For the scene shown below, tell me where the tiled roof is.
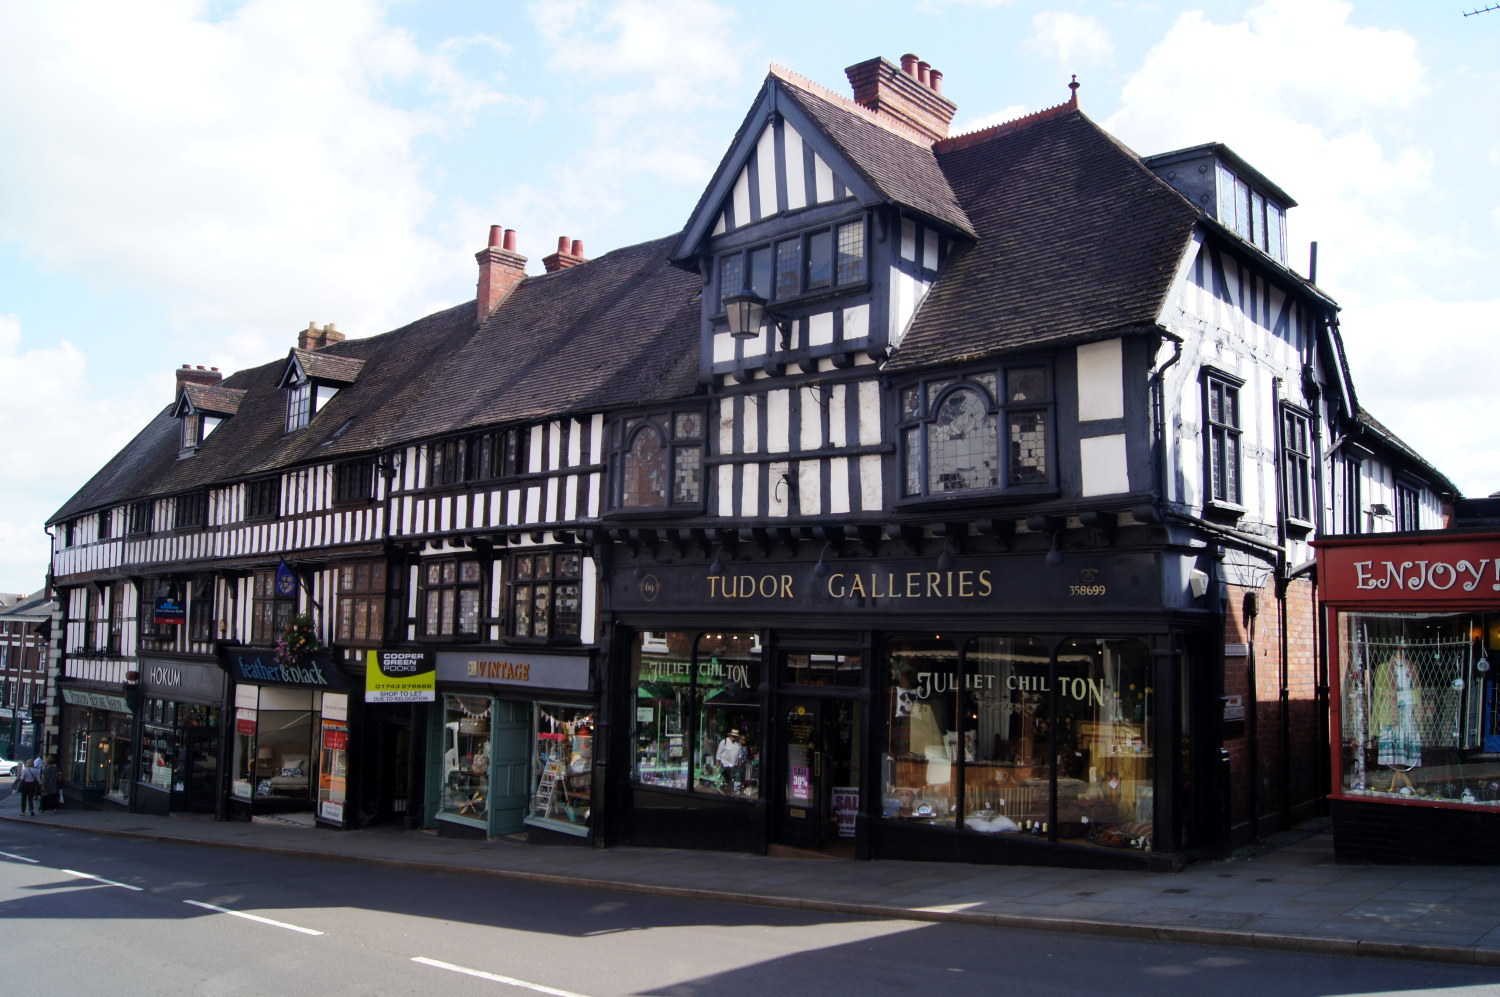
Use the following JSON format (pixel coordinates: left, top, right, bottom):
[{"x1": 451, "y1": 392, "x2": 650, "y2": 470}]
[
  {"x1": 49, "y1": 301, "x2": 478, "y2": 522},
  {"x1": 182, "y1": 383, "x2": 245, "y2": 416},
  {"x1": 774, "y1": 73, "x2": 974, "y2": 237},
  {"x1": 292, "y1": 349, "x2": 365, "y2": 385},
  {"x1": 392, "y1": 234, "x2": 701, "y2": 441},
  {"x1": 887, "y1": 109, "x2": 1199, "y2": 371},
  {"x1": 1356, "y1": 406, "x2": 1462, "y2": 497},
  {"x1": 49, "y1": 236, "x2": 702, "y2": 524}
]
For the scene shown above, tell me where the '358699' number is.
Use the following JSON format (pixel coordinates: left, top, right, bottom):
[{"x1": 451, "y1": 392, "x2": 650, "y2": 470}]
[{"x1": 1069, "y1": 584, "x2": 1107, "y2": 596}]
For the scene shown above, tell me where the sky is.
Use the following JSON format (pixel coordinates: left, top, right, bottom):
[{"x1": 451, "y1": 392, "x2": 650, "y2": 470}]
[{"x1": 0, "y1": 0, "x2": 1496, "y2": 595}]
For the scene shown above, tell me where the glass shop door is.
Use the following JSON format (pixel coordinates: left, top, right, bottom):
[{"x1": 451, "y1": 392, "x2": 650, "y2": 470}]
[{"x1": 777, "y1": 695, "x2": 859, "y2": 854}]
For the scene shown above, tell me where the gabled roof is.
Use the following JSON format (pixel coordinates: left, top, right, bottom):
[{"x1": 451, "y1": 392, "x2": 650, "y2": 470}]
[
  {"x1": 1355, "y1": 406, "x2": 1462, "y2": 497},
  {"x1": 393, "y1": 235, "x2": 702, "y2": 441},
  {"x1": 671, "y1": 67, "x2": 972, "y2": 264},
  {"x1": 887, "y1": 108, "x2": 1200, "y2": 370},
  {"x1": 174, "y1": 382, "x2": 245, "y2": 418},
  {"x1": 280, "y1": 348, "x2": 366, "y2": 388}
]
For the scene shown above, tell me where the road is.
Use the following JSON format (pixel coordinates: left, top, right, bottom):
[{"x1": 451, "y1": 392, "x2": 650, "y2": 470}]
[{"x1": 2, "y1": 807, "x2": 1500, "y2": 996}]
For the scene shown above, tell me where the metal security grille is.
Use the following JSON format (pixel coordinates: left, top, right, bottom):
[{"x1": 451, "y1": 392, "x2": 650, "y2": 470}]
[{"x1": 1343, "y1": 615, "x2": 1486, "y2": 756}]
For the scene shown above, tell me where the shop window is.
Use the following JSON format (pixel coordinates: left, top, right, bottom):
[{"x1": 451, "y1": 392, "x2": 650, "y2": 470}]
[
  {"x1": 881, "y1": 634, "x2": 1155, "y2": 852},
  {"x1": 1280, "y1": 407, "x2": 1313, "y2": 525},
  {"x1": 508, "y1": 551, "x2": 581, "y2": 640},
  {"x1": 140, "y1": 707, "x2": 178, "y2": 791},
  {"x1": 782, "y1": 652, "x2": 862, "y2": 688},
  {"x1": 318, "y1": 702, "x2": 349, "y2": 822},
  {"x1": 1203, "y1": 371, "x2": 1242, "y2": 506},
  {"x1": 1337, "y1": 612, "x2": 1500, "y2": 806},
  {"x1": 246, "y1": 477, "x2": 281, "y2": 520},
  {"x1": 421, "y1": 557, "x2": 483, "y2": 639},
  {"x1": 251, "y1": 569, "x2": 292, "y2": 646},
  {"x1": 337, "y1": 561, "x2": 387, "y2": 645},
  {"x1": 611, "y1": 410, "x2": 704, "y2": 511},
  {"x1": 440, "y1": 695, "x2": 492, "y2": 822},
  {"x1": 333, "y1": 458, "x2": 375, "y2": 504},
  {"x1": 529, "y1": 704, "x2": 594, "y2": 833},
  {"x1": 138, "y1": 586, "x2": 174, "y2": 643},
  {"x1": 230, "y1": 688, "x2": 315, "y2": 802},
  {"x1": 899, "y1": 367, "x2": 1052, "y2": 499},
  {"x1": 631, "y1": 630, "x2": 762, "y2": 798}
]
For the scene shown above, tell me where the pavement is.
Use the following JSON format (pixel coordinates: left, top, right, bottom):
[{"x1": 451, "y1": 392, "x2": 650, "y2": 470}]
[{"x1": 6, "y1": 796, "x2": 1500, "y2": 969}]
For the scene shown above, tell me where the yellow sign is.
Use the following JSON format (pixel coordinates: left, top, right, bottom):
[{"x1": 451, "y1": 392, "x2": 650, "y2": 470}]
[{"x1": 366, "y1": 650, "x2": 436, "y2": 703}]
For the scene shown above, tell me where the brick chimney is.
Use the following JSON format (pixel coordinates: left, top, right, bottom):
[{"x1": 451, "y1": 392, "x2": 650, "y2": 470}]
[
  {"x1": 476, "y1": 225, "x2": 527, "y2": 322},
  {"x1": 542, "y1": 236, "x2": 587, "y2": 273},
  {"x1": 298, "y1": 322, "x2": 345, "y2": 351},
  {"x1": 845, "y1": 54, "x2": 957, "y2": 143},
  {"x1": 175, "y1": 364, "x2": 222, "y2": 399}
]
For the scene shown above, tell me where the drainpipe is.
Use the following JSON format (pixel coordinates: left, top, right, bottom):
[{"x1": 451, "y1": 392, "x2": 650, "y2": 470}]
[
  {"x1": 1244, "y1": 589, "x2": 1260, "y2": 841},
  {"x1": 1271, "y1": 377, "x2": 1292, "y2": 830}
]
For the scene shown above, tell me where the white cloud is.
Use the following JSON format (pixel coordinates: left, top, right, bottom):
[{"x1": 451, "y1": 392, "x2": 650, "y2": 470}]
[
  {"x1": 953, "y1": 104, "x2": 1034, "y2": 136},
  {"x1": 0, "y1": 314, "x2": 166, "y2": 590},
  {"x1": 0, "y1": 0, "x2": 511, "y2": 354},
  {"x1": 1025, "y1": 11, "x2": 1113, "y2": 67}
]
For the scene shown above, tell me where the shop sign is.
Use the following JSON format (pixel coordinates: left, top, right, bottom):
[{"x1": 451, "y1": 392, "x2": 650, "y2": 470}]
[
  {"x1": 790, "y1": 766, "x2": 811, "y2": 801},
  {"x1": 320, "y1": 801, "x2": 344, "y2": 822},
  {"x1": 153, "y1": 596, "x2": 186, "y2": 625},
  {"x1": 366, "y1": 650, "x2": 436, "y2": 703},
  {"x1": 218, "y1": 649, "x2": 349, "y2": 690},
  {"x1": 435, "y1": 650, "x2": 590, "y2": 691},
  {"x1": 140, "y1": 657, "x2": 225, "y2": 702},
  {"x1": 616, "y1": 552, "x2": 1160, "y2": 615},
  {"x1": 60, "y1": 687, "x2": 131, "y2": 713},
  {"x1": 1319, "y1": 537, "x2": 1500, "y2": 604}
]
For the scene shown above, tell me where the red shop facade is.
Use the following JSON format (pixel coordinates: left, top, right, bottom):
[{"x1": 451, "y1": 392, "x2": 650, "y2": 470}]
[{"x1": 1317, "y1": 531, "x2": 1500, "y2": 863}]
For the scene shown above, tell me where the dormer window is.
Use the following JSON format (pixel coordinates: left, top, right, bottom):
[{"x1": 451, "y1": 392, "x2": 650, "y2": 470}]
[
  {"x1": 1217, "y1": 163, "x2": 1286, "y2": 263},
  {"x1": 277, "y1": 348, "x2": 364, "y2": 434},
  {"x1": 173, "y1": 382, "x2": 241, "y2": 456},
  {"x1": 286, "y1": 375, "x2": 313, "y2": 431}
]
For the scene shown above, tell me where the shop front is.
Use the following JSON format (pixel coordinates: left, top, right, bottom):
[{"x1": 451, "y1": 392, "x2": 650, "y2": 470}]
[
  {"x1": 427, "y1": 649, "x2": 595, "y2": 842},
  {"x1": 1318, "y1": 532, "x2": 1500, "y2": 863},
  {"x1": 219, "y1": 645, "x2": 352, "y2": 819},
  {"x1": 58, "y1": 684, "x2": 137, "y2": 808},
  {"x1": 608, "y1": 545, "x2": 1194, "y2": 870},
  {"x1": 133, "y1": 657, "x2": 226, "y2": 815}
]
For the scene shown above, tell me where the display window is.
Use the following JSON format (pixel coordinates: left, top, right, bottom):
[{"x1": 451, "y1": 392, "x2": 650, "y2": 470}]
[
  {"x1": 140, "y1": 723, "x2": 176, "y2": 790},
  {"x1": 528, "y1": 704, "x2": 593, "y2": 833},
  {"x1": 441, "y1": 695, "x2": 492, "y2": 823},
  {"x1": 882, "y1": 633, "x2": 1154, "y2": 851},
  {"x1": 230, "y1": 686, "x2": 318, "y2": 802},
  {"x1": 631, "y1": 630, "x2": 762, "y2": 798},
  {"x1": 1337, "y1": 612, "x2": 1500, "y2": 806}
]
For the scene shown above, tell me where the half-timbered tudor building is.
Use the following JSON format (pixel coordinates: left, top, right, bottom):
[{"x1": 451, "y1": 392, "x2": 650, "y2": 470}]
[{"x1": 47, "y1": 52, "x2": 1456, "y2": 868}]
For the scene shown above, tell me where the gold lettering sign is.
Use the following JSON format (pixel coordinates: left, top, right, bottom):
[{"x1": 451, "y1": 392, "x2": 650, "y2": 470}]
[
  {"x1": 466, "y1": 660, "x2": 532, "y2": 682},
  {"x1": 704, "y1": 568, "x2": 996, "y2": 601}
]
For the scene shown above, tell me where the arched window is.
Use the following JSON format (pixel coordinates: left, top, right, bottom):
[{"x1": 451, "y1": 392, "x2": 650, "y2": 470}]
[
  {"x1": 927, "y1": 386, "x2": 999, "y2": 492},
  {"x1": 900, "y1": 367, "x2": 1052, "y2": 499},
  {"x1": 623, "y1": 424, "x2": 668, "y2": 508}
]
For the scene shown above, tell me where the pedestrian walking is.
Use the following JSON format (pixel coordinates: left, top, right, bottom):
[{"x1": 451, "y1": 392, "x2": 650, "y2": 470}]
[
  {"x1": 39, "y1": 755, "x2": 60, "y2": 812},
  {"x1": 16, "y1": 759, "x2": 41, "y2": 815}
]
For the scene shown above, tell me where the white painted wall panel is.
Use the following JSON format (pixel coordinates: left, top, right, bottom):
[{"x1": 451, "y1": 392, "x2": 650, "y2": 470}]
[
  {"x1": 799, "y1": 386, "x2": 823, "y2": 452},
  {"x1": 856, "y1": 381, "x2": 882, "y2": 446},
  {"x1": 732, "y1": 169, "x2": 751, "y2": 229},
  {"x1": 1077, "y1": 339, "x2": 1124, "y2": 421},
  {"x1": 766, "y1": 390, "x2": 790, "y2": 453},
  {"x1": 784, "y1": 124, "x2": 806, "y2": 210},
  {"x1": 828, "y1": 456, "x2": 850, "y2": 515},
  {"x1": 859, "y1": 454, "x2": 882, "y2": 511},
  {"x1": 756, "y1": 124, "x2": 778, "y2": 219},
  {"x1": 1080, "y1": 435, "x2": 1129, "y2": 496},
  {"x1": 843, "y1": 303, "x2": 868, "y2": 343},
  {"x1": 809, "y1": 311, "x2": 834, "y2": 347}
]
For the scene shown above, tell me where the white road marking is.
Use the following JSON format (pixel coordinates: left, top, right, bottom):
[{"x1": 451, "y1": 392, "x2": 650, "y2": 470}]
[
  {"x1": 183, "y1": 899, "x2": 324, "y2": 935},
  {"x1": 61, "y1": 868, "x2": 143, "y2": 890},
  {"x1": 412, "y1": 956, "x2": 592, "y2": 997},
  {"x1": 0, "y1": 850, "x2": 38, "y2": 863}
]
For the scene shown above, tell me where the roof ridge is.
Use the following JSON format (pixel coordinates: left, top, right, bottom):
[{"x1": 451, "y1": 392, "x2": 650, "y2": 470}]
[
  {"x1": 934, "y1": 91, "x2": 1080, "y2": 154},
  {"x1": 768, "y1": 63, "x2": 935, "y2": 149}
]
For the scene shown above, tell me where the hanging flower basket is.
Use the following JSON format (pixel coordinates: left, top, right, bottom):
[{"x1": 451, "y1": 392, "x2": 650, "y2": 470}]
[{"x1": 274, "y1": 613, "x2": 325, "y2": 670}]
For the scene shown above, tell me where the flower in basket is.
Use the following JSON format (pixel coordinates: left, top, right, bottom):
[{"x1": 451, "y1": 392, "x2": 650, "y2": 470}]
[{"x1": 274, "y1": 613, "x2": 326, "y2": 669}]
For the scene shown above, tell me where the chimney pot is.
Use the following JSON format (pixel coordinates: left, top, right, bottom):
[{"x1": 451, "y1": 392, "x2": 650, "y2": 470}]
[
  {"x1": 488, "y1": 224, "x2": 503, "y2": 248},
  {"x1": 917, "y1": 61, "x2": 930, "y2": 86},
  {"x1": 557, "y1": 235, "x2": 570, "y2": 252},
  {"x1": 901, "y1": 53, "x2": 919, "y2": 75},
  {"x1": 570, "y1": 239, "x2": 584, "y2": 257},
  {"x1": 503, "y1": 228, "x2": 518, "y2": 252},
  {"x1": 929, "y1": 69, "x2": 943, "y2": 93},
  {"x1": 846, "y1": 54, "x2": 958, "y2": 143}
]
